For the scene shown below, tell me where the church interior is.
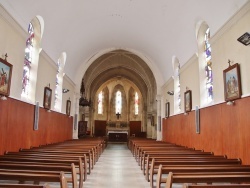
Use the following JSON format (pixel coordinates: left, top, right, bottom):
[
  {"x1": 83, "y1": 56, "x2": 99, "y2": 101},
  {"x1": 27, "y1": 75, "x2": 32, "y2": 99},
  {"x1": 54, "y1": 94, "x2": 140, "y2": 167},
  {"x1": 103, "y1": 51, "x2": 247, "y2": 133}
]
[{"x1": 1, "y1": 1, "x2": 250, "y2": 187}]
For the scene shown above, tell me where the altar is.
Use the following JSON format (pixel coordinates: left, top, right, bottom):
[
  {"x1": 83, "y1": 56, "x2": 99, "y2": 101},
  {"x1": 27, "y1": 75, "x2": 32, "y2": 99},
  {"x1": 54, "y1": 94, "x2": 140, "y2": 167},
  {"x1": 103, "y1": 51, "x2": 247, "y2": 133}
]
[{"x1": 106, "y1": 121, "x2": 129, "y2": 142}]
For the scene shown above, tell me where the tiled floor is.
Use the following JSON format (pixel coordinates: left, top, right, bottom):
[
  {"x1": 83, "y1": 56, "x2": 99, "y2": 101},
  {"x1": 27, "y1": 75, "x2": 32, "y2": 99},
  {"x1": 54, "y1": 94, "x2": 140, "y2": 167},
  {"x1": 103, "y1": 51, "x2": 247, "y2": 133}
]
[{"x1": 83, "y1": 143, "x2": 151, "y2": 188}]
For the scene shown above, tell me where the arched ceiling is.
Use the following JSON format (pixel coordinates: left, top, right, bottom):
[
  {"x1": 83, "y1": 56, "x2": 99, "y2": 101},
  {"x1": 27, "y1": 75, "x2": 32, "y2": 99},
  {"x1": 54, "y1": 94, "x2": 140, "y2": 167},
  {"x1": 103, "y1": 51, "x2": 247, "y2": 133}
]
[
  {"x1": 0, "y1": 0, "x2": 247, "y2": 85},
  {"x1": 83, "y1": 50, "x2": 156, "y2": 107}
]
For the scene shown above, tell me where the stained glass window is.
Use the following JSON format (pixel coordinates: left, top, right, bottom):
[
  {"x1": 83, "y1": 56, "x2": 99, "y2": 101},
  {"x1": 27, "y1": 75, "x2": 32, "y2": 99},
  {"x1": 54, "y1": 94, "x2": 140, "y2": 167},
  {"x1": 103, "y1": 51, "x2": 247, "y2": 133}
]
[
  {"x1": 135, "y1": 92, "x2": 139, "y2": 115},
  {"x1": 22, "y1": 23, "x2": 34, "y2": 97},
  {"x1": 54, "y1": 52, "x2": 66, "y2": 112},
  {"x1": 204, "y1": 28, "x2": 213, "y2": 101},
  {"x1": 116, "y1": 91, "x2": 122, "y2": 114},
  {"x1": 177, "y1": 64, "x2": 181, "y2": 110},
  {"x1": 98, "y1": 91, "x2": 103, "y2": 114},
  {"x1": 54, "y1": 60, "x2": 60, "y2": 110}
]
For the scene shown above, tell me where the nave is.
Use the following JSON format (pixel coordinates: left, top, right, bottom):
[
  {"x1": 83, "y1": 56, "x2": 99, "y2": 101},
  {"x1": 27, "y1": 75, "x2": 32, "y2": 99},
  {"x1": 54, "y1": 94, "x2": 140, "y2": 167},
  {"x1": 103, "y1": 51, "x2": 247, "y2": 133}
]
[{"x1": 83, "y1": 143, "x2": 152, "y2": 188}]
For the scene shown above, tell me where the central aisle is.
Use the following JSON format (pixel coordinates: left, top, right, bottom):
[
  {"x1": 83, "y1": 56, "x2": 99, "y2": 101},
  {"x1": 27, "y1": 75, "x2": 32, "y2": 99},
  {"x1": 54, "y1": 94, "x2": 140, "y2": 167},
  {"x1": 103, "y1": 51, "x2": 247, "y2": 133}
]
[{"x1": 83, "y1": 143, "x2": 151, "y2": 188}]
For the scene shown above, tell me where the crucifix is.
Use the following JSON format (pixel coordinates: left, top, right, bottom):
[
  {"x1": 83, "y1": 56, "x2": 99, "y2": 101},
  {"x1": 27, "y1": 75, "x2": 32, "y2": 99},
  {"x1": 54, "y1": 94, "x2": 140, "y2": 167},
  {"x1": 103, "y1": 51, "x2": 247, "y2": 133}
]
[
  {"x1": 116, "y1": 112, "x2": 121, "y2": 119},
  {"x1": 228, "y1": 59, "x2": 232, "y2": 67},
  {"x1": 4, "y1": 53, "x2": 8, "y2": 61}
]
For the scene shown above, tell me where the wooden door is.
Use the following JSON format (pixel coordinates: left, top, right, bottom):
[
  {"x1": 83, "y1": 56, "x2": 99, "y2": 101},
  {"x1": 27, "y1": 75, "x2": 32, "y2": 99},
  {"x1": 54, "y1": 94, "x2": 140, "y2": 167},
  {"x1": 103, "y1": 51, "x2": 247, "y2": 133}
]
[
  {"x1": 94, "y1": 120, "x2": 106, "y2": 137},
  {"x1": 129, "y1": 121, "x2": 141, "y2": 136}
]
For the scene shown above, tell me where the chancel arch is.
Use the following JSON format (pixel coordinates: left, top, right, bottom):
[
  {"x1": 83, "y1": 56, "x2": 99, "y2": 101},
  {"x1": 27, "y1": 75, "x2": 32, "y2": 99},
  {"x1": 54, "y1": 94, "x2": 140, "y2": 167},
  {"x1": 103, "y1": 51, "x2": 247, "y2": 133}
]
[{"x1": 79, "y1": 49, "x2": 157, "y2": 138}]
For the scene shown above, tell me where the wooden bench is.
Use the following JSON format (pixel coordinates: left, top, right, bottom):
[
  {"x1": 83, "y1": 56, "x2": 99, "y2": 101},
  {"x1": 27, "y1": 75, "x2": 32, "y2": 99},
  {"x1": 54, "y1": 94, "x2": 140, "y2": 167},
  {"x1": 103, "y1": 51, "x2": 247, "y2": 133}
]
[
  {"x1": 0, "y1": 170, "x2": 68, "y2": 188},
  {"x1": 136, "y1": 146, "x2": 199, "y2": 164},
  {"x1": 155, "y1": 165, "x2": 250, "y2": 188},
  {"x1": 149, "y1": 158, "x2": 242, "y2": 187},
  {"x1": 0, "y1": 157, "x2": 83, "y2": 188},
  {"x1": 4, "y1": 151, "x2": 89, "y2": 176},
  {"x1": 157, "y1": 167, "x2": 250, "y2": 188},
  {"x1": 142, "y1": 154, "x2": 226, "y2": 175},
  {"x1": 0, "y1": 184, "x2": 50, "y2": 188},
  {"x1": 19, "y1": 148, "x2": 93, "y2": 171},
  {"x1": 182, "y1": 184, "x2": 250, "y2": 188}
]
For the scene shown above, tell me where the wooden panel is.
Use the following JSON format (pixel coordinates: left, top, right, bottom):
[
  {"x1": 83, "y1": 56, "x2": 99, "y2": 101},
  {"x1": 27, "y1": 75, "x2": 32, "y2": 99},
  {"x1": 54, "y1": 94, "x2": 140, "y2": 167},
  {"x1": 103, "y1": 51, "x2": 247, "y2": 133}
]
[
  {"x1": 0, "y1": 98, "x2": 73, "y2": 155},
  {"x1": 108, "y1": 133, "x2": 127, "y2": 142},
  {"x1": 94, "y1": 120, "x2": 106, "y2": 137},
  {"x1": 129, "y1": 121, "x2": 141, "y2": 136},
  {"x1": 78, "y1": 121, "x2": 87, "y2": 138},
  {"x1": 162, "y1": 96, "x2": 250, "y2": 165}
]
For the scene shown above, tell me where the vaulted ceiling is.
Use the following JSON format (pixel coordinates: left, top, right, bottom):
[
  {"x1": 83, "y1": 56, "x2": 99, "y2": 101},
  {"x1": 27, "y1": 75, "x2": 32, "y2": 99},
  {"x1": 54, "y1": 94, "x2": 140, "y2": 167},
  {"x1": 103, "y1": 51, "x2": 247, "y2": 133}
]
[{"x1": 0, "y1": 0, "x2": 248, "y2": 87}]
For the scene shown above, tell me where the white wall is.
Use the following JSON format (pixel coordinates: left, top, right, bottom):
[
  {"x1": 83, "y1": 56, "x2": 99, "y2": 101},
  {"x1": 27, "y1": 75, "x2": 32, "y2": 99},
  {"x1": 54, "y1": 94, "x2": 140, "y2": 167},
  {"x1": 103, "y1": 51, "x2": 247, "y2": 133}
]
[
  {"x1": 0, "y1": 6, "x2": 27, "y2": 100},
  {"x1": 0, "y1": 5, "x2": 75, "y2": 115},
  {"x1": 161, "y1": 1, "x2": 250, "y2": 115}
]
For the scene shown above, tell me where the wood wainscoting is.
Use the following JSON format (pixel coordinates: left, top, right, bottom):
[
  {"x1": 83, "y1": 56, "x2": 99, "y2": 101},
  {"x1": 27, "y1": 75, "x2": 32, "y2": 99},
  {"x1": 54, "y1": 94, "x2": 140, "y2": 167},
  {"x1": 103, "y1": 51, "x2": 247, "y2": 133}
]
[
  {"x1": 0, "y1": 97, "x2": 73, "y2": 155},
  {"x1": 162, "y1": 96, "x2": 250, "y2": 165}
]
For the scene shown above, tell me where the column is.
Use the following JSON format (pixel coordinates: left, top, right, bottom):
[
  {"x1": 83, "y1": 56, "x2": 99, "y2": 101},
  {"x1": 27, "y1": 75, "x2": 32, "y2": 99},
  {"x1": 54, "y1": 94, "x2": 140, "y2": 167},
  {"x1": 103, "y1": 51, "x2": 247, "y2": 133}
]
[
  {"x1": 156, "y1": 95, "x2": 162, "y2": 141},
  {"x1": 72, "y1": 92, "x2": 81, "y2": 139}
]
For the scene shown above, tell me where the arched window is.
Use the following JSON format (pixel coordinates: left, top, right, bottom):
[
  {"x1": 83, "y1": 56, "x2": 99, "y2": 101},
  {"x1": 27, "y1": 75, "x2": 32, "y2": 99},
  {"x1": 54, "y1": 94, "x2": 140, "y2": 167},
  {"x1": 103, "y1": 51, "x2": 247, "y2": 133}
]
[
  {"x1": 196, "y1": 21, "x2": 213, "y2": 107},
  {"x1": 98, "y1": 91, "x2": 103, "y2": 114},
  {"x1": 172, "y1": 56, "x2": 181, "y2": 114},
  {"x1": 21, "y1": 16, "x2": 44, "y2": 103},
  {"x1": 116, "y1": 91, "x2": 122, "y2": 114},
  {"x1": 54, "y1": 52, "x2": 66, "y2": 112},
  {"x1": 204, "y1": 28, "x2": 213, "y2": 101},
  {"x1": 22, "y1": 23, "x2": 34, "y2": 97},
  {"x1": 135, "y1": 92, "x2": 139, "y2": 115}
]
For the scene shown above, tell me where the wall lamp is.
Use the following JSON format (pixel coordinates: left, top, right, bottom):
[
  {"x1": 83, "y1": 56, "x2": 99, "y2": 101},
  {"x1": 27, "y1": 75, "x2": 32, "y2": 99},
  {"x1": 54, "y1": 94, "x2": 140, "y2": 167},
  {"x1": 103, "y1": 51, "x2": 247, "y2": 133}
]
[
  {"x1": 0, "y1": 95, "x2": 7, "y2": 100},
  {"x1": 62, "y1": 89, "x2": 70, "y2": 93},
  {"x1": 167, "y1": 91, "x2": 174, "y2": 95},
  {"x1": 237, "y1": 32, "x2": 250, "y2": 46},
  {"x1": 226, "y1": 101, "x2": 235, "y2": 106}
]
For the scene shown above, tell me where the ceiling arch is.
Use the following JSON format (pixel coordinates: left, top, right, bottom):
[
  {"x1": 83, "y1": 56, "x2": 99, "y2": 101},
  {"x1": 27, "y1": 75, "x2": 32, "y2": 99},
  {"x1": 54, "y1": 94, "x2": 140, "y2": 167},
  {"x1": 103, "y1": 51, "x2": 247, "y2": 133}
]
[{"x1": 83, "y1": 49, "x2": 157, "y2": 111}]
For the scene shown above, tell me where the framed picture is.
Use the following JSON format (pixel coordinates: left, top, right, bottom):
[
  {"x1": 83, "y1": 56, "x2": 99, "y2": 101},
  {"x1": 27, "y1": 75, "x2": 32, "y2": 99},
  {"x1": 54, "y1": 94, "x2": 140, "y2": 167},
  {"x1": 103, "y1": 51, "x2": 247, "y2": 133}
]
[
  {"x1": 0, "y1": 57, "x2": 13, "y2": 96},
  {"x1": 223, "y1": 63, "x2": 242, "y2": 101},
  {"x1": 43, "y1": 86, "x2": 52, "y2": 110},
  {"x1": 184, "y1": 90, "x2": 192, "y2": 113},
  {"x1": 165, "y1": 102, "x2": 170, "y2": 118},
  {"x1": 66, "y1": 99, "x2": 71, "y2": 116}
]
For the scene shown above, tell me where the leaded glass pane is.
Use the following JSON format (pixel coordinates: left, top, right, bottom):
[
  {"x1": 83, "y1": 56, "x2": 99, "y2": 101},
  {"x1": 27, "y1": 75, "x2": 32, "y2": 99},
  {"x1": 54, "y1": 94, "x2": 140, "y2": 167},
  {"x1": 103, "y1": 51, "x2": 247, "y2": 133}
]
[
  {"x1": 22, "y1": 23, "x2": 34, "y2": 96},
  {"x1": 204, "y1": 28, "x2": 213, "y2": 101}
]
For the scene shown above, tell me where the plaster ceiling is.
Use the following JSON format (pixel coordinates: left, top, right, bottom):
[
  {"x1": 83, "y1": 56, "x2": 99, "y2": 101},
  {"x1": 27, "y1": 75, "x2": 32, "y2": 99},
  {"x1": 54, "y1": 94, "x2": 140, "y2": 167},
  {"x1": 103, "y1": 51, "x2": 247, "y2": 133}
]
[{"x1": 0, "y1": 0, "x2": 248, "y2": 85}]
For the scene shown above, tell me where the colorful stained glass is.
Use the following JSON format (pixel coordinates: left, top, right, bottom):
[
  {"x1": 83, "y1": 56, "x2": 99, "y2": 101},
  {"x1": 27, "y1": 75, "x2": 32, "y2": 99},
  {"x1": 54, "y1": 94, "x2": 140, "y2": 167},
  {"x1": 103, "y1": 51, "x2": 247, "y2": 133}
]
[
  {"x1": 135, "y1": 92, "x2": 139, "y2": 115},
  {"x1": 54, "y1": 59, "x2": 60, "y2": 110},
  {"x1": 98, "y1": 91, "x2": 103, "y2": 114},
  {"x1": 204, "y1": 28, "x2": 213, "y2": 101},
  {"x1": 116, "y1": 91, "x2": 122, "y2": 114},
  {"x1": 22, "y1": 23, "x2": 34, "y2": 96}
]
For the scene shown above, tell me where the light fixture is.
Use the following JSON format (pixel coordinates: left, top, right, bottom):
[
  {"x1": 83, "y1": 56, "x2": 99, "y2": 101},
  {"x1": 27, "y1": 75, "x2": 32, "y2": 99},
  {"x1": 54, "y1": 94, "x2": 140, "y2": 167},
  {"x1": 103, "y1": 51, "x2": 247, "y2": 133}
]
[
  {"x1": 226, "y1": 101, "x2": 235, "y2": 106},
  {"x1": 0, "y1": 95, "x2": 7, "y2": 100},
  {"x1": 167, "y1": 91, "x2": 174, "y2": 95},
  {"x1": 237, "y1": 32, "x2": 250, "y2": 46},
  {"x1": 63, "y1": 88, "x2": 69, "y2": 93}
]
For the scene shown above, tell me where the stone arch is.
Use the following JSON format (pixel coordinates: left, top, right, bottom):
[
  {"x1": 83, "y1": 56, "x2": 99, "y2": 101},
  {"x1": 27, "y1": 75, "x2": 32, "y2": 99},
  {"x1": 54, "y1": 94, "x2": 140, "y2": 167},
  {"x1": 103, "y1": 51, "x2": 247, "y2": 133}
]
[{"x1": 80, "y1": 49, "x2": 157, "y2": 137}]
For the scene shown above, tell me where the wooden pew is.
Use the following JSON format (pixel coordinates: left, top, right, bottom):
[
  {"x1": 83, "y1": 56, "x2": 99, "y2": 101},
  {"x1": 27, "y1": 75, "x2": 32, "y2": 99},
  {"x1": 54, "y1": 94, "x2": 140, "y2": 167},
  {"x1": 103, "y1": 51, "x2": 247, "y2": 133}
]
[
  {"x1": 0, "y1": 170, "x2": 68, "y2": 188},
  {"x1": 157, "y1": 167, "x2": 250, "y2": 188},
  {"x1": 155, "y1": 165, "x2": 250, "y2": 188},
  {"x1": 19, "y1": 148, "x2": 93, "y2": 171},
  {"x1": 143, "y1": 154, "x2": 226, "y2": 175},
  {"x1": 4, "y1": 151, "x2": 89, "y2": 176},
  {"x1": 0, "y1": 164, "x2": 77, "y2": 188},
  {"x1": 149, "y1": 158, "x2": 242, "y2": 187},
  {"x1": 0, "y1": 157, "x2": 83, "y2": 188},
  {"x1": 182, "y1": 184, "x2": 250, "y2": 188},
  {"x1": 136, "y1": 146, "x2": 199, "y2": 164},
  {"x1": 0, "y1": 184, "x2": 50, "y2": 188}
]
